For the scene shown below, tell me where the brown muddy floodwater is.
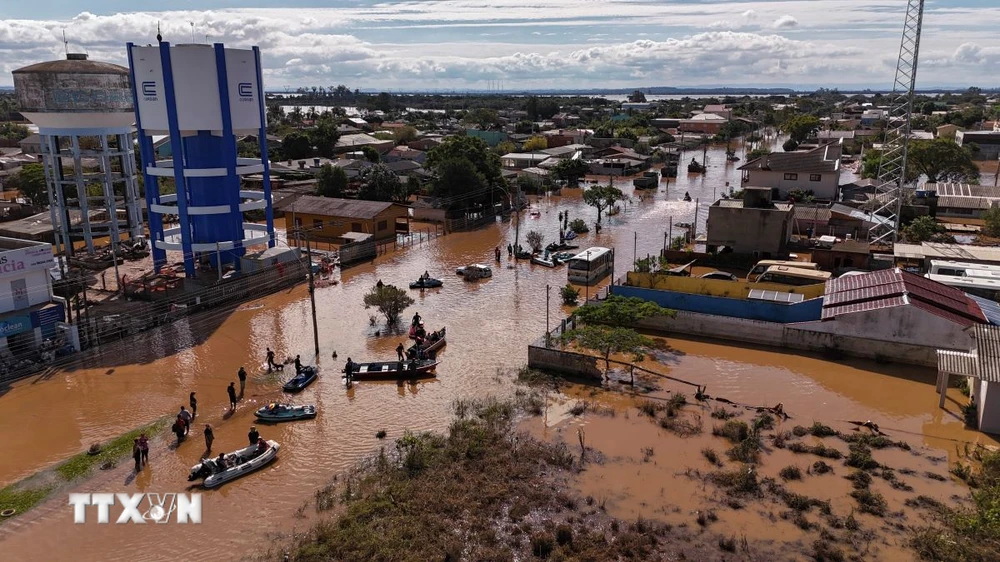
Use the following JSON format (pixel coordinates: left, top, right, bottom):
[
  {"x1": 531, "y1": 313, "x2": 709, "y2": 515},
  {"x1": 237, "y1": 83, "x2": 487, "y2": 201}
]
[{"x1": 0, "y1": 146, "x2": 988, "y2": 561}]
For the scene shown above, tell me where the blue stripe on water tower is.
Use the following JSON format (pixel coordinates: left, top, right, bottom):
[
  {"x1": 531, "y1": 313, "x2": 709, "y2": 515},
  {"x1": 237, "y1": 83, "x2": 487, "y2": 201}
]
[
  {"x1": 253, "y1": 46, "x2": 276, "y2": 248},
  {"x1": 158, "y1": 41, "x2": 196, "y2": 277},
  {"x1": 126, "y1": 42, "x2": 167, "y2": 272},
  {"x1": 213, "y1": 44, "x2": 243, "y2": 269}
]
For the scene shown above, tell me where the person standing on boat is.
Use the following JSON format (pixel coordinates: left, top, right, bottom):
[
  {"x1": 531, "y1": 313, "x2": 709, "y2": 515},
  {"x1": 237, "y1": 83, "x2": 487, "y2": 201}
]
[
  {"x1": 248, "y1": 426, "x2": 260, "y2": 446},
  {"x1": 412, "y1": 312, "x2": 421, "y2": 327},
  {"x1": 204, "y1": 424, "x2": 214, "y2": 452},
  {"x1": 238, "y1": 367, "x2": 247, "y2": 396},
  {"x1": 138, "y1": 433, "x2": 149, "y2": 467},
  {"x1": 189, "y1": 392, "x2": 197, "y2": 419},
  {"x1": 344, "y1": 358, "x2": 354, "y2": 383},
  {"x1": 396, "y1": 343, "x2": 405, "y2": 361},
  {"x1": 265, "y1": 348, "x2": 277, "y2": 371},
  {"x1": 227, "y1": 382, "x2": 237, "y2": 411},
  {"x1": 294, "y1": 355, "x2": 302, "y2": 374}
]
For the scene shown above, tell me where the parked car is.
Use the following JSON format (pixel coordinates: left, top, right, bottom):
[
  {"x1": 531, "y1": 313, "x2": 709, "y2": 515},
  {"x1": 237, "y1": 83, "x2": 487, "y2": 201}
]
[{"x1": 700, "y1": 271, "x2": 737, "y2": 281}]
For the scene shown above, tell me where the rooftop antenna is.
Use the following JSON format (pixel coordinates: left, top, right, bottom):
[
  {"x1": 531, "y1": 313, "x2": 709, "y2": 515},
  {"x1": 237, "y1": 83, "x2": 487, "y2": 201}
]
[
  {"x1": 62, "y1": 29, "x2": 69, "y2": 56},
  {"x1": 156, "y1": 22, "x2": 162, "y2": 43}
]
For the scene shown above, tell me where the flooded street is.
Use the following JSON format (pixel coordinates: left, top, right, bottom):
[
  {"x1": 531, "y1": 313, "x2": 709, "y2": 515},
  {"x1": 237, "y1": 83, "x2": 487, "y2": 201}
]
[{"x1": 0, "y1": 151, "x2": 988, "y2": 561}]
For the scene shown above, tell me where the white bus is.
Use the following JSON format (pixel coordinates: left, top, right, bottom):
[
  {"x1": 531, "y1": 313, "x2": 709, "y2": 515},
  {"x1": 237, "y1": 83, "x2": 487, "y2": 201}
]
[
  {"x1": 928, "y1": 260, "x2": 1000, "y2": 278},
  {"x1": 755, "y1": 266, "x2": 831, "y2": 287},
  {"x1": 748, "y1": 260, "x2": 819, "y2": 279},
  {"x1": 567, "y1": 247, "x2": 614, "y2": 286},
  {"x1": 925, "y1": 273, "x2": 1000, "y2": 300}
]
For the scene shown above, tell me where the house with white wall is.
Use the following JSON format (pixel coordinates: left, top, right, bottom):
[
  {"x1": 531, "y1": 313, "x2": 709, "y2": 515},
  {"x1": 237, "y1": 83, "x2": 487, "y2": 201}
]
[{"x1": 738, "y1": 142, "x2": 842, "y2": 200}]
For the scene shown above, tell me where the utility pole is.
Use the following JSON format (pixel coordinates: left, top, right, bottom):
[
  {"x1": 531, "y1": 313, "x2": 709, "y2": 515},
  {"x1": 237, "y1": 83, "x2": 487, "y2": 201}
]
[
  {"x1": 513, "y1": 184, "x2": 521, "y2": 259},
  {"x1": 633, "y1": 231, "x2": 637, "y2": 266},
  {"x1": 302, "y1": 229, "x2": 320, "y2": 357},
  {"x1": 545, "y1": 284, "x2": 551, "y2": 342}
]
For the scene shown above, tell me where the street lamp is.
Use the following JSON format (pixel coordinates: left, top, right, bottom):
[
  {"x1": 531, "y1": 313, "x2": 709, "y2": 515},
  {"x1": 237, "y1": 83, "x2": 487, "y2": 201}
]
[{"x1": 585, "y1": 249, "x2": 591, "y2": 302}]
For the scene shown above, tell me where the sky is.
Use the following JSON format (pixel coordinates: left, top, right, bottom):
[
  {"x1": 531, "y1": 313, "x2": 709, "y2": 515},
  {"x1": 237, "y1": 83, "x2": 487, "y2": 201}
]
[{"x1": 1, "y1": 1, "x2": 999, "y2": 91}]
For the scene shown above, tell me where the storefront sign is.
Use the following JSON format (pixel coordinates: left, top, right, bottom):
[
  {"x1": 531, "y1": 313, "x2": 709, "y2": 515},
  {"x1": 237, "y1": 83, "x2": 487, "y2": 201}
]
[
  {"x1": 0, "y1": 244, "x2": 53, "y2": 277},
  {"x1": 0, "y1": 315, "x2": 33, "y2": 338}
]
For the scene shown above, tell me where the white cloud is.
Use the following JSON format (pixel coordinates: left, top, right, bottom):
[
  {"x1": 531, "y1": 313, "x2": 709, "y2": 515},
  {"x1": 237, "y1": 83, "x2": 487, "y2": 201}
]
[
  {"x1": 773, "y1": 15, "x2": 799, "y2": 29},
  {"x1": 0, "y1": 3, "x2": 998, "y2": 89}
]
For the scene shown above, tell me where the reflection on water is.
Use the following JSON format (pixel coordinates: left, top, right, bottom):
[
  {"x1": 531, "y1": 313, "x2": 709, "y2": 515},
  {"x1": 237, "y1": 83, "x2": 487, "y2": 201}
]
[{"x1": 0, "y1": 163, "x2": 991, "y2": 561}]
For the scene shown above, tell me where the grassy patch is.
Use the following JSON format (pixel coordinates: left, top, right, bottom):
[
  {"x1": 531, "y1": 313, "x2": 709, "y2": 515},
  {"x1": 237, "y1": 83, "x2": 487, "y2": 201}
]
[
  {"x1": 752, "y1": 412, "x2": 775, "y2": 431},
  {"x1": 0, "y1": 484, "x2": 53, "y2": 519},
  {"x1": 845, "y1": 443, "x2": 880, "y2": 471},
  {"x1": 808, "y1": 422, "x2": 838, "y2": 438},
  {"x1": 711, "y1": 466, "x2": 760, "y2": 496},
  {"x1": 713, "y1": 420, "x2": 750, "y2": 443},
  {"x1": 839, "y1": 432, "x2": 911, "y2": 451},
  {"x1": 289, "y1": 398, "x2": 675, "y2": 561},
  {"x1": 702, "y1": 448, "x2": 722, "y2": 467},
  {"x1": 779, "y1": 465, "x2": 802, "y2": 481},
  {"x1": 710, "y1": 407, "x2": 736, "y2": 420},
  {"x1": 788, "y1": 442, "x2": 843, "y2": 460},
  {"x1": 850, "y1": 488, "x2": 887, "y2": 516},
  {"x1": 812, "y1": 461, "x2": 834, "y2": 475},
  {"x1": 637, "y1": 400, "x2": 665, "y2": 418},
  {"x1": 516, "y1": 366, "x2": 556, "y2": 387},
  {"x1": 659, "y1": 413, "x2": 703, "y2": 437},
  {"x1": 55, "y1": 418, "x2": 168, "y2": 481}
]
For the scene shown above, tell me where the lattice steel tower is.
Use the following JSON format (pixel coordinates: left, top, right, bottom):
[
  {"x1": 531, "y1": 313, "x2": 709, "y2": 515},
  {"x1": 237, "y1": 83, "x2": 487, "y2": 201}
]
[{"x1": 868, "y1": 0, "x2": 925, "y2": 245}]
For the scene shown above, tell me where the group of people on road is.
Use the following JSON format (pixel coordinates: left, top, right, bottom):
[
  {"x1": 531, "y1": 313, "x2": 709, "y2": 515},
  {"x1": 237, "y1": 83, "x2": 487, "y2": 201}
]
[{"x1": 131, "y1": 433, "x2": 149, "y2": 472}]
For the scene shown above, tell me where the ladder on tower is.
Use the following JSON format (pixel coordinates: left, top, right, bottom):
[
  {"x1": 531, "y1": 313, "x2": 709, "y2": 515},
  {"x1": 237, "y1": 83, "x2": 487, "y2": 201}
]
[{"x1": 867, "y1": 0, "x2": 925, "y2": 245}]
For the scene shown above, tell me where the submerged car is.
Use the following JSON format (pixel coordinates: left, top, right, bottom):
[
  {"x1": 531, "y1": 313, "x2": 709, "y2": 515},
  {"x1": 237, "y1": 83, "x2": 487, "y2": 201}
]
[
  {"x1": 456, "y1": 264, "x2": 493, "y2": 280},
  {"x1": 700, "y1": 271, "x2": 738, "y2": 281}
]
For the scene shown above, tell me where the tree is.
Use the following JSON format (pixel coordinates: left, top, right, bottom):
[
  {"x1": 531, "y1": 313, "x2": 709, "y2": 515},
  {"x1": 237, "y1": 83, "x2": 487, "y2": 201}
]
[
  {"x1": 494, "y1": 140, "x2": 517, "y2": 155},
  {"x1": 908, "y1": 138, "x2": 980, "y2": 184},
  {"x1": 523, "y1": 136, "x2": 548, "y2": 151},
  {"x1": 983, "y1": 207, "x2": 1000, "y2": 238},
  {"x1": 561, "y1": 284, "x2": 580, "y2": 305},
  {"x1": 525, "y1": 230, "x2": 544, "y2": 253},
  {"x1": 628, "y1": 90, "x2": 647, "y2": 103},
  {"x1": 358, "y1": 164, "x2": 404, "y2": 202},
  {"x1": 427, "y1": 136, "x2": 501, "y2": 187},
  {"x1": 393, "y1": 126, "x2": 418, "y2": 145},
  {"x1": 902, "y1": 216, "x2": 944, "y2": 243},
  {"x1": 14, "y1": 163, "x2": 47, "y2": 205},
  {"x1": 362, "y1": 145, "x2": 381, "y2": 163},
  {"x1": 782, "y1": 139, "x2": 799, "y2": 152},
  {"x1": 551, "y1": 158, "x2": 589, "y2": 187},
  {"x1": 316, "y1": 163, "x2": 347, "y2": 198},
  {"x1": 309, "y1": 117, "x2": 340, "y2": 158},
  {"x1": 746, "y1": 146, "x2": 771, "y2": 161},
  {"x1": 562, "y1": 325, "x2": 654, "y2": 380},
  {"x1": 583, "y1": 184, "x2": 624, "y2": 223},
  {"x1": 363, "y1": 284, "x2": 414, "y2": 326},
  {"x1": 782, "y1": 115, "x2": 821, "y2": 143},
  {"x1": 433, "y1": 157, "x2": 485, "y2": 202},
  {"x1": 373, "y1": 92, "x2": 393, "y2": 113},
  {"x1": 464, "y1": 108, "x2": 499, "y2": 130},
  {"x1": 573, "y1": 295, "x2": 673, "y2": 328},
  {"x1": 282, "y1": 132, "x2": 312, "y2": 160},
  {"x1": 0, "y1": 122, "x2": 29, "y2": 141}
]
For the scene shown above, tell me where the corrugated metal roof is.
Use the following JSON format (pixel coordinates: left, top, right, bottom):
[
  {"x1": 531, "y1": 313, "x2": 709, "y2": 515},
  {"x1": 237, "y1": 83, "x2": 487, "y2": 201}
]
[
  {"x1": 970, "y1": 295, "x2": 1000, "y2": 326},
  {"x1": 282, "y1": 196, "x2": 403, "y2": 219},
  {"x1": 938, "y1": 196, "x2": 996, "y2": 210},
  {"x1": 937, "y1": 349, "x2": 978, "y2": 376},
  {"x1": 928, "y1": 183, "x2": 1000, "y2": 198},
  {"x1": 821, "y1": 268, "x2": 987, "y2": 326},
  {"x1": 974, "y1": 325, "x2": 1000, "y2": 381},
  {"x1": 922, "y1": 243, "x2": 1000, "y2": 263}
]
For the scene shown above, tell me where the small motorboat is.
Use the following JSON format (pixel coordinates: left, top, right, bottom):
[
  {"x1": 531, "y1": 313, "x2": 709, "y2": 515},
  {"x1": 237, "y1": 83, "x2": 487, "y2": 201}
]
[
  {"x1": 343, "y1": 359, "x2": 439, "y2": 381},
  {"x1": 546, "y1": 243, "x2": 579, "y2": 253},
  {"x1": 456, "y1": 264, "x2": 492, "y2": 280},
  {"x1": 282, "y1": 366, "x2": 318, "y2": 392},
  {"x1": 662, "y1": 165, "x2": 678, "y2": 178},
  {"x1": 563, "y1": 230, "x2": 578, "y2": 241},
  {"x1": 409, "y1": 277, "x2": 443, "y2": 289},
  {"x1": 408, "y1": 327, "x2": 446, "y2": 357},
  {"x1": 687, "y1": 159, "x2": 706, "y2": 174},
  {"x1": 254, "y1": 403, "x2": 317, "y2": 422},
  {"x1": 529, "y1": 208, "x2": 541, "y2": 218},
  {"x1": 531, "y1": 254, "x2": 559, "y2": 268},
  {"x1": 188, "y1": 440, "x2": 280, "y2": 488},
  {"x1": 553, "y1": 251, "x2": 576, "y2": 262}
]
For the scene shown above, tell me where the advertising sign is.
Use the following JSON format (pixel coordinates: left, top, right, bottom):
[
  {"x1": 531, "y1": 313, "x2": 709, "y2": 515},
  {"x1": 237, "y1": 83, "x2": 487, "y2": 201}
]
[
  {"x1": 129, "y1": 46, "x2": 169, "y2": 132},
  {"x1": 170, "y1": 46, "x2": 223, "y2": 132},
  {"x1": 224, "y1": 48, "x2": 262, "y2": 133},
  {"x1": 0, "y1": 243, "x2": 53, "y2": 278},
  {"x1": 0, "y1": 315, "x2": 32, "y2": 337}
]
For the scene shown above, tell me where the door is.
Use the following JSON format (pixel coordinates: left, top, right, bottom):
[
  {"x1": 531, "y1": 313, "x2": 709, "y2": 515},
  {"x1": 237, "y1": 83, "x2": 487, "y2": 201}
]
[{"x1": 11, "y1": 278, "x2": 28, "y2": 310}]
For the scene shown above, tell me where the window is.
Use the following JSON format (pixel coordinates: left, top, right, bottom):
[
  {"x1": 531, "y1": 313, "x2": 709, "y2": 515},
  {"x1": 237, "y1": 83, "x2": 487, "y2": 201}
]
[
  {"x1": 783, "y1": 173, "x2": 798, "y2": 181},
  {"x1": 809, "y1": 174, "x2": 822, "y2": 182},
  {"x1": 377, "y1": 220, "x2": 388, "y2": 231},
  {"x1": 351, "y1": 222, "x2": 362, "y2": 232},
  {"x1": 312, "y1": 219, "x2": 323, "y2": 229}
]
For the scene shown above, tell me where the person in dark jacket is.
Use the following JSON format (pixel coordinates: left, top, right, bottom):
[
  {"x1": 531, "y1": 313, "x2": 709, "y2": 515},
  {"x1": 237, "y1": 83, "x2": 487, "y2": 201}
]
[
  {"x1": 238, "y1": 367, "x2": 247, "y2": 396},
  {"x1": 132, "y1": 439, "x2": 142, "y2": 472},
  {"x1": 189, "y1": 392, "x2": 197, "y2": 418},
  {"x1": 294, "y1": 355, "x2": 302, "y2": 374},
  {"x1": 266, "y1": 348, "x2": 277, "y2": 371},
  {"x1": 396, "y1": 343, "x2": 405, "y2": 361},
  {"x1": 204, "y1": 424, "x2": 214, "y2": 452},
  {"x1": 248, "y1": 426, "x2": 260, "y2": 446},
  {"x1": 227, "y1": 382, "x2": 237, "y2": 411}
]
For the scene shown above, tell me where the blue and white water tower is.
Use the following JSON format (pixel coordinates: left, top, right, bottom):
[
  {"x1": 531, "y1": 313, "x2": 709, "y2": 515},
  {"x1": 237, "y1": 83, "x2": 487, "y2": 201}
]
[{"x1": 126, "y1": 42, "x2": 275, "y2": 278}]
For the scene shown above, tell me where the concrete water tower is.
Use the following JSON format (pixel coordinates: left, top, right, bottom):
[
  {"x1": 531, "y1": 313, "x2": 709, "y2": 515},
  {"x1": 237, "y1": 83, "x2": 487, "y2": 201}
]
[
  {"x1": 12, "y1": 54, "x2": 144, "y2": 257},
  {"x1": 127, "y1": 42, "x2": 276, "y2": 278}
]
